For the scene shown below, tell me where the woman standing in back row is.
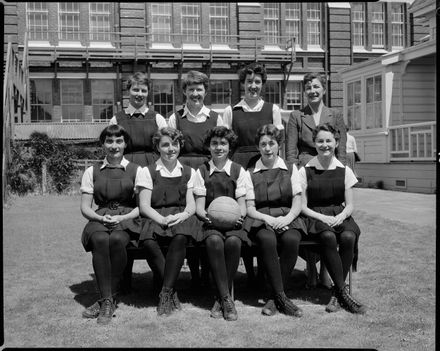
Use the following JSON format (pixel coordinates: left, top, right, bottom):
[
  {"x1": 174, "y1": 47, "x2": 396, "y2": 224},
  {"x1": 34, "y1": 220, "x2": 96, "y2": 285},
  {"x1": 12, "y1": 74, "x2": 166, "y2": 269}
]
[
  {"x1": 109, "y1": 72, "x2": 168, "y2": 167},
  {"x1": 222, "y1": 62, "x2": 285, "y2": 170},
  {"x1": 285, "y1": 72, "x2": 347, "y2": 289}
]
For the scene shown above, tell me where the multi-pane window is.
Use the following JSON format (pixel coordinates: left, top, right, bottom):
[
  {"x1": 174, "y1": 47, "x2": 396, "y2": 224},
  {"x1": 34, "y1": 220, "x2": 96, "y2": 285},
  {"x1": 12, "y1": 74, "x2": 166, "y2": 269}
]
[
  {"x1": 391, "y1": 3, "x2": 405, "y2": 49},
  {"x1": 352, "y1": 3, "x2": 365, "y2": 47},
  {"x1": 209, "y1": 3, "x2": 229, "y2": 43},
  {"x1": 30, "y1": 79, "x2": 52, "y2": 122},
  {"x1": 307, "y1": 3, "x2": 321, "y2": 46},
  {"x1": 26, "y1": 2, "x2": 49, "y2": 41},
  {"x1": 59, "y1": 2, "x2": 80, "y2": 41},
  {"x1": 61, "y1": 80, "x2": 84, "y2": 121},
  {"x1": 181, "y1": 4, "x2": 200, "y2": 43},
  {"x1": 371, "y1": 2, "x2": 385, "y2": 48},
  {"x1": 263, "y1": 3, "x2": 280, "y2": 44},
  {"x1": 210, "y1": 81, "x2": 230, "y2": 106},
  {"x1": 264, "y1": 82, "x2": 281, "y2": 105},
  {"x1": 366, "y1": 75, "x2": 382, "y2": 129},
  {"x1": 89, "y1": 3, "x2": 111, "y2": 41},
  {"x1": 346, "y1": 81, "x2": 361, "y2": 130},
  {"x1": 91, "y1": 80, "x2": 114, "y2": 121},
  {"x1": 152, "y1": 81, "x2": 174, "y2": 118},
  {"x1": 285, "y1": 3, "x2": 301, "y2": 46},
  {"x1": 285, "y1": 82, "x2": 303, "y2": 111},
  {"x1": 151, "y1": 3, "x2": 172, "y2": 42}
]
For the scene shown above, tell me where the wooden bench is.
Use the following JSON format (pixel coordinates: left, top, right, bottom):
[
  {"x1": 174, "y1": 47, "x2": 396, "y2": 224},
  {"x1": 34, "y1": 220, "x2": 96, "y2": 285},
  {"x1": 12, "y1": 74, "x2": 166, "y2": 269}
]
[{"x1": 122, "y1": 239, "x2": 353, "y2": 299}]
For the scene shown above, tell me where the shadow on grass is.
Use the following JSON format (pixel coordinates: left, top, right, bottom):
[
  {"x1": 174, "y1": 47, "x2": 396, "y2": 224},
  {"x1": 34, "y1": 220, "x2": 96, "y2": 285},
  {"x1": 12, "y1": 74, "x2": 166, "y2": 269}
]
[{"x1": 69, "y1": 268, "x2": 331, "y2": 312}]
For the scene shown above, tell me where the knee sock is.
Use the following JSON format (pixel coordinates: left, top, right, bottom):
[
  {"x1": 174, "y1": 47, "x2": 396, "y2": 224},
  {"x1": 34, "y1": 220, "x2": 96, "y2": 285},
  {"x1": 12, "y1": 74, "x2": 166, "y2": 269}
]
[
  {"x1": 90, "y1": 231, "x2": 112, "y2": 299},
  {"x1": 163, "y1": 235, "x2": 187, "y2": 289},
  {"x1": 205, "y1": 235, "x2": 229, "y2": 297},
  {"x1": 224, "y1": 236, "x2": 242, "y2": 290},
  {"x1": 339, "y1": 231, "x2": 356, "y2": 281},
  {"x1": 256, "y1": 229, "x2": 283, "y2": 294},
  {"x1": 109, "y1": 230, "x2": 130, "y2": 294},
  {"x1": 278, "y1": 229, "x2": 301, "y2": 289}
]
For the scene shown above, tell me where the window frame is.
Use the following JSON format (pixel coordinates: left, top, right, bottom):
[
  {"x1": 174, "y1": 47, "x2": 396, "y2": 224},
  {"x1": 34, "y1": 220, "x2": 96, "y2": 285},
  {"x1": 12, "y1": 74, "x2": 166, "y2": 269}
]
[
  {"x1": 60, "y1": 79, "x2": 84, "y2": 122},
  {"x1": 209, "y1": 3, "x2": 229, "y2": 44},
  {"x1": 263, "y1": 3, "x2": 281, "y2": 45},
  {"x1": 91, "y1": 79, "x2": 115, "y2": 122},
  {"x1": 181, "y1": 3, "x2": 201, "y2": 43},
  {"x1": 30, "y1": 79, "x2": 53, "y2": 122},
  {"x1": 26, "y1": 2, "x2": 49, "y2": 41}
]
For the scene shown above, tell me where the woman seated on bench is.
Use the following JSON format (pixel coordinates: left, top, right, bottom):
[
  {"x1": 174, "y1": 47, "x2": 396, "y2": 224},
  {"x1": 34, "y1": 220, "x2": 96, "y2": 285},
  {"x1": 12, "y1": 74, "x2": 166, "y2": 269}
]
[
  {"x1": 194, "y1": 126, "x2": 249, "y2": 321},
  {"x1": 244, "y1": 124, "x2": 306, "y2": 318},
  {"x1": 137, "y1": 127, "x2": 200, "y2": 316},
  {"x1": 298, "y1": 123, "x2": 365, "y2": 314},
  {"x1": 80, "y1": 124, "x2": 143, "y2": 324}
]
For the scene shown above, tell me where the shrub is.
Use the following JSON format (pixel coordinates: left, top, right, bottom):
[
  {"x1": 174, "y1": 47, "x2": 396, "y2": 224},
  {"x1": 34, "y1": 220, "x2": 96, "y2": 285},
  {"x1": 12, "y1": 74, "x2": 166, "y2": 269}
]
[
  {"x1": 7, "y1": 132, "x2": 78, "y2": 195},
  {"x1": 7, "y1": 143, "x2": 38, "y2": 195}
]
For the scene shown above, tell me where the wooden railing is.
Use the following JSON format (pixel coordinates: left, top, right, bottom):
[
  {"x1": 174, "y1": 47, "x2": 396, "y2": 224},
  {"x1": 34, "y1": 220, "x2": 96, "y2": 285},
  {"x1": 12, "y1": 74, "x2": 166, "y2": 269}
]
[
  {"x1": 389, "y1": 121, "x2": 436, "y2": 161},
  {"x1": 3, "y1": 36, "x2": 30, "y2": 204},
  {"x1": 26, "y1": 30, "x2": 296, "y2": 63}
]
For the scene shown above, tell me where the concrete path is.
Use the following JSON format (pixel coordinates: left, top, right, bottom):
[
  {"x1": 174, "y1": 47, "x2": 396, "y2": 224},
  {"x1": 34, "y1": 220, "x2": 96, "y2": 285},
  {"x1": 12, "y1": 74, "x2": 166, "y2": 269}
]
[{"x1": 353, "y1": 188, "x2": 436, "y2": 227}]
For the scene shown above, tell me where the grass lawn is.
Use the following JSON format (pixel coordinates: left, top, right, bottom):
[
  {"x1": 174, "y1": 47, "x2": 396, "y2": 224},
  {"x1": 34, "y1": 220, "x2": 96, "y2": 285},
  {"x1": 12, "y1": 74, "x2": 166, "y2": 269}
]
[{"x1": 2, "y1": 193, "x2": 435, "y2": 349}]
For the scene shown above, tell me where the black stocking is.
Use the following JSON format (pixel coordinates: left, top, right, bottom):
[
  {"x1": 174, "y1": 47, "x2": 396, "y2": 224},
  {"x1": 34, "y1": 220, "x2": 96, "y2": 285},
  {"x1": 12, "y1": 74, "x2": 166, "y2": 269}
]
[
  {"x1": 90, "y1": 231, "x2": 111, "y2": 299},
  {"x1": 318, "y1": 230, "x2": 345, "y2": 289},
  {"x1": 255, "y1": 229, "x2": 283, "y2": 294},
  {"x1": 163, "y1": 234, "x2": 187, "y2": 289},
  {"x1": 205, "y1": 235, "x2": 229, "y2": 297},
  {"x1": 278, "y1": 229, "x2": 301, "y2": 288},
  {"x1": 109, "y1": 230, "x2": 130, "y2": 294},
  {"x1": 224, "y1": 236, "x2": 242, "y2": 290},
  {"x1": 338, "y1": 231, "x2": 356, "y2": 281},
  {"x1": 141, "y1": 239, "x2": 165, "y2": 285}
]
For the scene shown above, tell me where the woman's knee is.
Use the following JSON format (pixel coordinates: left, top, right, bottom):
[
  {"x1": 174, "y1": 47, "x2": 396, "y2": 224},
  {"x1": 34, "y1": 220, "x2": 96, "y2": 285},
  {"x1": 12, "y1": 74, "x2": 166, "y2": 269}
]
[
  {"x1": 256, "y1": 229, "x2": 277, "y2": 246},
  {"x1": 205, "y1": 234, "x2": 224, "y2": 250},
  {"x1": 225, "y1": 236, "x2": 241, "y2": 249},
  {"x1": 339, "y1": 231, "x2": 356, "y2": 247},
  {"x1": 90, "y1": 231, "x2": 109, "y2": 249},
  {"x1": 109, "y1": 230, "x2": 130, "y2": 248},
  {"x1": 319, "y1": 231, "x2": 338, "y2": 248},
  {"x1": 280, "y1": 229, "x2": 301, "y2": 247}
]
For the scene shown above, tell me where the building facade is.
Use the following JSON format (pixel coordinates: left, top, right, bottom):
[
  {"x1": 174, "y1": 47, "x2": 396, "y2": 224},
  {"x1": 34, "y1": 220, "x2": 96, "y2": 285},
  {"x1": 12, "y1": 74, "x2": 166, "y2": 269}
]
[
  {"x1": 4, "y1": 1, "x2": 425, "y2": 131},
  {"x1": 339, "y1": 0, "x2": 436, "y2": 193}
]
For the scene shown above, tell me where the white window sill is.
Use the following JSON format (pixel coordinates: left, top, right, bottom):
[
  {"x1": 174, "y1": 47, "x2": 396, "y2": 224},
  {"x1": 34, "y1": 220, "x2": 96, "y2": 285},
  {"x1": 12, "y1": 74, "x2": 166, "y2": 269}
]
[
  {"x1": 88, "y1": 42, "x2": 115, "y2": 48},
  {"x1": 58, "y1": 41, "x2": 84, "y2": 48},
  {"x1": 28, "y1": 41, "x2": 52, "y2": 47}
]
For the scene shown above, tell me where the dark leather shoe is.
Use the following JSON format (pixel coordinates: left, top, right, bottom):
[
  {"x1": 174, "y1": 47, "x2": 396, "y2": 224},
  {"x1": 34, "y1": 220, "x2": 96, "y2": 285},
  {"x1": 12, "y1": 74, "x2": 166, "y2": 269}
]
[
  {"x1": 275, "y1": 292, "x2": 303, "y2": 317},
  {"x1": 221, "y1": 295, "x2": 238, "y2": 321},
  {"x1": 336, "y1": 285, "x2": 366, "y2": 314},
  {"x1": 157, "y1": 287, "x2": 173, "y2": 316},
  {"x1": 82, "y1": 300, "x2": 101, "y2": 319},
  {"x1": 97, "y1": 298, "x2": 115, "y2": 325},
  {"x1": 325, "y1": 287, "x2": 341, "y2": 313},
  {"x1": 171, "y1": 290, "x2": 182, "y2": 311},
  {"x1": 210, "y1": 298, "x2": 222, "y2": 319},
  {"x1": 261, "y1": 299, "x2": 277, "y2": 316}
]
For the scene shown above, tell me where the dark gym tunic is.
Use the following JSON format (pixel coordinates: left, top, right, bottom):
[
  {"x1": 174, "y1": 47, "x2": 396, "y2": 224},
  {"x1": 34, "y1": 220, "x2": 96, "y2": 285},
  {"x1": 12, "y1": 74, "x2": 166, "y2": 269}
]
[
  {"x1": 231, "y1": 102, "x2": 273, "y2": 169},
  {"x1": 81, "y1": 160, "x2": 142, "y2": 252}
]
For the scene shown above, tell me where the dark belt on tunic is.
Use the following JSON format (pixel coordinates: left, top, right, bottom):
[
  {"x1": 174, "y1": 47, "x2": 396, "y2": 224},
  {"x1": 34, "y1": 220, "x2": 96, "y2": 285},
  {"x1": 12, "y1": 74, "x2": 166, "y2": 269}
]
[{"x1": 99, "y1": 201, "x2": 133, "y2": 211}]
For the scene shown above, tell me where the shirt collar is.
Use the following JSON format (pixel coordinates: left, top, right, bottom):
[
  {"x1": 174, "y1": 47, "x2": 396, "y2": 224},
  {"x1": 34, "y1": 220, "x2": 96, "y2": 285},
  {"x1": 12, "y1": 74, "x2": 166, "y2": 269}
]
[
  {"x1": 125, "y1": 104, "x2": 149, "y2": 116},
  {"x1": 305, "y1": 156, "x2": 344, "y2": 170},
  {"x1": 155, "y1": 158, "x2": 184, "y2": 172},
  {"x1": 233, "y1": 98, "x2": 264, "y2": 112},
  {"x1": 101, "y1": 157, "x2": 129, "y2": 170},
  {"x1": 253, "y1": 156, "x2": 288, "y2": 173},
  {"x1": 182, "y1": 105, "x2": 210, "y2": 119},
  {"x1": 208, "y1": 159, "x2": 233, "y2": 176}
]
